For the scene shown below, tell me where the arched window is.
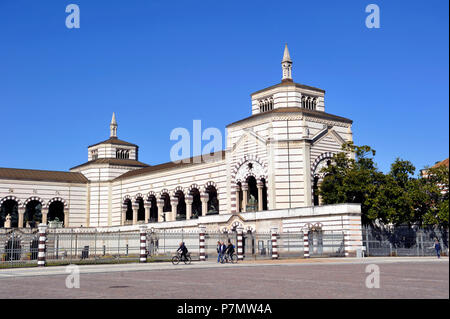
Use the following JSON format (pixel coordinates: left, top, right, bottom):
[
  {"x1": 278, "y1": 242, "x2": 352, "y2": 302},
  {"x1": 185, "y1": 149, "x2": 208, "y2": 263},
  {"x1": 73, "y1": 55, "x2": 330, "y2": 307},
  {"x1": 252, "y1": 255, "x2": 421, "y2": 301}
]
[{"x1": 205, "y1": 185, "x2": 219, "y2": 214}]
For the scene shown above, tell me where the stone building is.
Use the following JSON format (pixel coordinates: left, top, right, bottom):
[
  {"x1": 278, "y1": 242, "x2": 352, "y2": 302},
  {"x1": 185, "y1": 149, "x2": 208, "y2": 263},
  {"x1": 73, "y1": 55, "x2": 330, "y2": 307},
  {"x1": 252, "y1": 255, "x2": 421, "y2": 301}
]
[{"x1": 0, "y1": 45, "x2": 362, "y2": 253}]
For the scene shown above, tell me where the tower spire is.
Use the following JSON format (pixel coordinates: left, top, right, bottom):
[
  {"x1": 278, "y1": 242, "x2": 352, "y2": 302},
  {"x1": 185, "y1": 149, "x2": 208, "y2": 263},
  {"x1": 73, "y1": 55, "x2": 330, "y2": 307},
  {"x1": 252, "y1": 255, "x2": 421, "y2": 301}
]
[
  {"x1": 281, "y1": 43, "x2": 293, "y2": 82},
  {"x1": 110, "y1": 112, "x2": 118, "y2": 138}
]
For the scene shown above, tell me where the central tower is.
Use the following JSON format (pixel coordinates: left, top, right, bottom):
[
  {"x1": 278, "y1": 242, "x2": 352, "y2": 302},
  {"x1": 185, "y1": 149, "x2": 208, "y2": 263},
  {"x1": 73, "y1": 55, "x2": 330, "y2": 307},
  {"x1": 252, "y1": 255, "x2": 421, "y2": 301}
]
[
  {"x1": 250, "y1": 45, "x2": 326, "y2": 115},
  {"x1": 281, "y1": 44, "x2": 293, "y2": 82}
]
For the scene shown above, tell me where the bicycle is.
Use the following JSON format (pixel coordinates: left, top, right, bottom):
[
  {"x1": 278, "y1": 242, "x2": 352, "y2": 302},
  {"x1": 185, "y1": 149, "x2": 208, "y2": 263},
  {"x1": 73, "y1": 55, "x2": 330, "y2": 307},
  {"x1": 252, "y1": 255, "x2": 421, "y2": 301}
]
[
  {"x1": 172, "y1": 252, "x2": 192, "y2": 265},
  {"x1": 221, "y1": 253, "x2": 237, "y2": 264}
]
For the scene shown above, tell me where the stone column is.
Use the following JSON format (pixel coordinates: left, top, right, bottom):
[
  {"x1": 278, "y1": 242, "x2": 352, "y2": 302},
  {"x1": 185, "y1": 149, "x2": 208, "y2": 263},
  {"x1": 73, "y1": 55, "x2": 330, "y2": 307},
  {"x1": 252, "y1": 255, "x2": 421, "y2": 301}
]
[
  {"x1": 156, "y1": 199, "x2": 164, "y2": 222},
  {"x1": 237, "y1": 226, "x2": 244, "y2": 261},
  {"x1": 121, "y1": 204, "x2": 127, "y2": 225},
  {"x1": 271, "y1": 228, "x2": 278, "y2": 259},
  {"x1": 144, "y1": 201, "x2": 151, "y2": 223},
  {"x1": 38, "y1": 224, "x2": 47, "y2": 267},
  {"x1": 139, "y1": 225, "x2": 147, "y2": 263},
  {"x1": 185, "y1": 195, "x2": 193, "y2": 220},
  {"x1": 18, "y1": 206, "x2": 25, "y2": 229},
  {"x1": 302, "y1": 140, "x2": 312, "y2": 206},
  {"x1": 170, "y1": 198, "x2": 178, "y2": 222},
  {"x1": 200, "y1": 192, "x2": 208, "y2": 217},
  {"x1": 64, "y1": 208, "x2": 69, "y2": 228},
  {"x1": 303, "y1": 230, "x2": 310, "y2": 258},
  {"x1": 257, "y1": 180, "x2": 264, "y2": 211},
  {"x1": 132, "y1": 202, "x2": 139, "y2": 225},
  {"x1": 235, "y1": 184, "x2": 241, "y2": 213},
  {"x1": 41, "y1": 207, "x2": 48, "y2": 225},
  {"x1": 241, "y1": 182, "x2": 248, "y2": 212},
  {"x1": 199, "y1": 226, "x2": 206, "y2": 261}
]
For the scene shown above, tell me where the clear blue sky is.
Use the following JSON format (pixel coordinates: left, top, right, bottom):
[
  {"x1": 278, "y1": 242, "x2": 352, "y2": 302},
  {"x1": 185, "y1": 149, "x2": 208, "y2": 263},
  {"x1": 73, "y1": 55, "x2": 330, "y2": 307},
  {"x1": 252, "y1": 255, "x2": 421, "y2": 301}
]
[{"x1": 0, "y1": 0, "x2": 448, "y2": 175}]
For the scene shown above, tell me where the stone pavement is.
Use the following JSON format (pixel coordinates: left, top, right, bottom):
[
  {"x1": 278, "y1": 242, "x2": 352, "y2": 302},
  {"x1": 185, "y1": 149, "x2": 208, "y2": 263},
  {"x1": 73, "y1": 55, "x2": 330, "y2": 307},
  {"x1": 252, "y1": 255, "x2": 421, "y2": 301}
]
[{"x1": 0, "y1": 257, "x2": 447, "y2": 299}]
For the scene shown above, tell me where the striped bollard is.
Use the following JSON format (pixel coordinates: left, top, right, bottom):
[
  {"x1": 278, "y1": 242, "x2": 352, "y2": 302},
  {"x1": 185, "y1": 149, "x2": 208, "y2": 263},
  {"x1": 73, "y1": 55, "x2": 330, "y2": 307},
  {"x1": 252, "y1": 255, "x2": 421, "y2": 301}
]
[
  {"x1": 271, "y1": 228, "x2": 278, "y2": 259},
  {"x1": 199, "y1": 226, "x2": 206, "y2": 261},
  {"x1": 303, "y1": 231, "x2": 310, "y2": 258},
  {"x1": 38, "y1": 224, "x2": 48, "y2": 267},
  {"x1": 139, "y1": 225, "x2": 147, "y2": 263},
  {"x1": 237, "y1": 227, "x2": 244, "y2": 261}
]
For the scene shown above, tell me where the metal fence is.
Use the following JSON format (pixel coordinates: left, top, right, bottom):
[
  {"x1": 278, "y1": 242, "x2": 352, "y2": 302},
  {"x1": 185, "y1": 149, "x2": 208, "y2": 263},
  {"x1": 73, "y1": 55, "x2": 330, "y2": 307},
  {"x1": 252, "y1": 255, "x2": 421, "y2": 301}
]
[
  {"x1": 362, "y1": 225, "x2": 449, "y2": 257},
  {"x1": 0, "y1": 229, "x2": 200, "y2": 268},
  {"x1": 3, "y1": 225, "x2": 446, "y2": 268},
  {"x1": 0, "y1": 229, "x2": 40, "y2": 268},
  {"x1": 308, "y1": 231, "x2": 346, "y2": 257}
]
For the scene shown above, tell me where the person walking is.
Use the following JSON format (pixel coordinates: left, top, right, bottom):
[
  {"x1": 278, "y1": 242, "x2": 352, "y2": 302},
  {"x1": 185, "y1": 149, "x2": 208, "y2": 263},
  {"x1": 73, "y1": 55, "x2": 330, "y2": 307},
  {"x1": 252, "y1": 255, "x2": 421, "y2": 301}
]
[
  {"x1": 434, "y1": 238, "x2": 442, "y2": 259},
  {"x1": 220, "y1": 241, "x2": 227, "y2": 263},
  {"x1": 217, "y1": 241, "x2": 223, "y2": 263}
]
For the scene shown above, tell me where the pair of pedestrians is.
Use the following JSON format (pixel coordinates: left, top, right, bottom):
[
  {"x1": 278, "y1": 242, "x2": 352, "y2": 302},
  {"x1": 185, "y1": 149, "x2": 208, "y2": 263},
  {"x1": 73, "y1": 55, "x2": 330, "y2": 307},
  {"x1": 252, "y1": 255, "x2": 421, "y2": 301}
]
[{"x1": 217, "y1": 240, "x2": 235, "y2": 263}]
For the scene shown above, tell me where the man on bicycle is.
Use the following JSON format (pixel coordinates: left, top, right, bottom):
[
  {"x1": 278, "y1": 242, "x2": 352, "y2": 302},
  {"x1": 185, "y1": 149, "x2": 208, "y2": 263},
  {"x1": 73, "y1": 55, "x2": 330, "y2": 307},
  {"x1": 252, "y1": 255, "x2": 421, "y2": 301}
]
[
  {"x1": 225, "y1": 239, "x2": 235, "y2": 259},
  {"x1": 177, "y1": 242, "x2": 188, "y2": 261}
]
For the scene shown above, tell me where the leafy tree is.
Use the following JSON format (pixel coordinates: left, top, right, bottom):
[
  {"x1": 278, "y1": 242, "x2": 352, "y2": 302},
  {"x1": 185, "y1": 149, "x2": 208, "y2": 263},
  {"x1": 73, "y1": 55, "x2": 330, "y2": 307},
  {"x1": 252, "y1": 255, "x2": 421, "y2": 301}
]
[
  {"x1": 419, "y1": 165, "x2": 449, "y2": 228},
  {"x1": 319, "y1": 142, "x2": 384, "y2": 225},
  {"x1": 367, "y1": 159, "x2": 416, "y2": 226},
  {"x1": 318, "y1": 142, "x2": 449, "y2": 228}
]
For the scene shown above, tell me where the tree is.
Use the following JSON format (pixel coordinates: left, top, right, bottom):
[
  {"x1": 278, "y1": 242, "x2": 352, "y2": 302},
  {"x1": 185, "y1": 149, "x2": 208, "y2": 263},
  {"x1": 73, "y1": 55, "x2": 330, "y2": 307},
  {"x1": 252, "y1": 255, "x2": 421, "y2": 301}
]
[
  {"x1": 367, "y1": 159, "x2": 416, "y2": 226},
  {"x1": 319, "y1": 142, "x2": 384, "y2": 225},
  {"x1": 419, "y1": 165, "x2": 449, "y2": 228},
  {"x1": 319, "y1": 142, "x2": 449, "y2": 228}
]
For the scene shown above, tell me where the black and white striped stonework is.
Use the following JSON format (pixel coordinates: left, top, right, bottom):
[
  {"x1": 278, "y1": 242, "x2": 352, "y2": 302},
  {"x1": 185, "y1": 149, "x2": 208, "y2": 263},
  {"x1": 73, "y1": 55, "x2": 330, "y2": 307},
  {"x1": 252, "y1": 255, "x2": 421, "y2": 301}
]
[
  {"x1": 37, "y1": 224, "x2": 47, "y2": 267},
  {"x1": 237, "y1": 228, "x2": 243, "y2": 261},
  {"x1": 139, "y1": 226, "x2": 147, "y2": 263},
  {"x1": 303, "y1": 232, "x2": 310, "y2": 258},
  {"x1": 271, "y1": 229, "x2": 278, "y2": 260},
  {"x1": 199, "y1": 227, "x2": 206, "y2": 261}
]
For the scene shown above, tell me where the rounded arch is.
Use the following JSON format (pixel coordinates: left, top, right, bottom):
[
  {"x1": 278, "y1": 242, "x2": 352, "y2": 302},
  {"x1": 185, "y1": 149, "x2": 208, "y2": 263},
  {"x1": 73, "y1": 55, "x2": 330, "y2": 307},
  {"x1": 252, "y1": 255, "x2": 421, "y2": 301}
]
[
  {"x1": 134, "y1": 193, "x2": 144, "y2": 202},
  {"x1": 232, "y1": 156, "x2": 268, "y2": 184},
  {"x1": 47, "y1": 199, "x2": 65, "y2": 226},
  {"x1": 123, "y1": 195, "x2": 132, "y2": 205},
  {"x1": 0, "y1": 196, "x2": 22, "y2": 207},
  {"x1": 174, "y1": 188, "x2": 186, "y2": 220},
  {"x1": 172, "y1": 186, "x2": 185, "y2": 197},
  {"x1": 311, "y1": 152, "x2": 335, "y2": 180},
  {"x1": 159, "y1": 188, "x2": 170, "y2": 198},
  {"x1": 204, "y1": 182, "x2": 219, "y2": 214},
  {"x1": 231, "y1": 155, "x2": 267, "y2": 180},
  {"x1": 159, "y1": 190, "x2": 171, "y2": 214},
  {"x1": 123, "y1": 196, "x2": 133, "y2": 222},
  {"x1": 23, "y1": 197, "x2": 44, "y2": 207},
  {"x1": 0, "y1": 196, "x2": 21, "y2": 228},
  {"x1": 146, "y1": 191, "x2": 157, "y2": 202},
  {"x1": 188, "y1": 185, "x2": 201, "y2": 219},
  {"x1": 202, "y1": 181, "x2": 218, "y2": 194},
  {"x1": 24, "y1": 197, "x2": 44, "y2": 228},
  {"x1": 46, "y1": 197, "x2": 67, "y2": 208}
]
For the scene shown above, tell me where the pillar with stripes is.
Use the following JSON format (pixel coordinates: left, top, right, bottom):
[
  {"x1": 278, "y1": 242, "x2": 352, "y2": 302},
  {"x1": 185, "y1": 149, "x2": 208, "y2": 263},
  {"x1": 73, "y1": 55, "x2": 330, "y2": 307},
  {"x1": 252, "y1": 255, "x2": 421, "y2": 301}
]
[
  {"x1": 303, "y1": 230, "x2": 310, "y2": 258},
  {"x1": 271, "y1": 228, "x2": 278, "y2": 259},
  {"x1": 236, "y1": 226, "x2": 244, "y2": 261},
  {"x1": 139, "y1": 225, "x2": 147, "y2": 263},
  {"x1": 199, "y1": 226, "x2": 206, "y2": 261},
  {"x1": 38, "y1": 224, "x2": 47, "y2": 267}
]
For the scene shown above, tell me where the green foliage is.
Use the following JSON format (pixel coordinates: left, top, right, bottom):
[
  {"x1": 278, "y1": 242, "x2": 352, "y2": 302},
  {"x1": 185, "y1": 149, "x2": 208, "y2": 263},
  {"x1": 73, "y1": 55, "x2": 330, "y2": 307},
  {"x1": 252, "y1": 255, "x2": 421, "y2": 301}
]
[{"x1": 319, "y1": 142, "x2": 449, "y2": 227}]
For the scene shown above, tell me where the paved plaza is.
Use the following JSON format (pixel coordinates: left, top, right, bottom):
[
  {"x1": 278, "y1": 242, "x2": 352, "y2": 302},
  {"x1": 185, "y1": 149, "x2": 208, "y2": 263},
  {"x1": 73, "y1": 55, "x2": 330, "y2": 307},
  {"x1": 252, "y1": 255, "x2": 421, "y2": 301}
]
[{"x1": 0, "y1": 257, "x2": 448, "y2": 299}]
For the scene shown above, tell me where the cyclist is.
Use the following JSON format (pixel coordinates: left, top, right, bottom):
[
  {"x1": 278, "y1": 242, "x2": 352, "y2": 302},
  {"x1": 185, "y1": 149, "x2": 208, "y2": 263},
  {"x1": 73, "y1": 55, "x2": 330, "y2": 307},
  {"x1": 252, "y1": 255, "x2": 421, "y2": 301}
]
[
  {"x1": 225, "y1": 239, "x2": 235, "y2": 261},
  {"x1": 177, "y1": 242, "x2": 188, "y2": 261}
]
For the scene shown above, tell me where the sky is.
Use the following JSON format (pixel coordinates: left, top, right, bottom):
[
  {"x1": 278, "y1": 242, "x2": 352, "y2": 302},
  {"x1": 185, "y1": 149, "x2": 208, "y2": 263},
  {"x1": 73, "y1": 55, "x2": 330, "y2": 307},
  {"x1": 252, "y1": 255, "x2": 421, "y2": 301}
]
[{"x1": 0, "y1": 0, "x2": 448, "y2": 175}]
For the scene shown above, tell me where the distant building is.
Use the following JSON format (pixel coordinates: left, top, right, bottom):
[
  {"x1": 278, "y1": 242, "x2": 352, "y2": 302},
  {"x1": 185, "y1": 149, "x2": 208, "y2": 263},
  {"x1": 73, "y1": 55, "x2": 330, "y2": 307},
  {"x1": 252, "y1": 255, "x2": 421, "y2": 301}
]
[{"x1": 420, "y1": 158, "x2": 449, "y2": 178}]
